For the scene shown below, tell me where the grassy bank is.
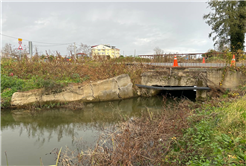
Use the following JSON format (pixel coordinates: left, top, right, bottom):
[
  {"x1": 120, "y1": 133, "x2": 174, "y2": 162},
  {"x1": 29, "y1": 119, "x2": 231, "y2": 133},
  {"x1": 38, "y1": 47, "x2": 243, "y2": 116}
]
[{"x1": 168, "y1": 93, "x2": 246, "y2": 165}]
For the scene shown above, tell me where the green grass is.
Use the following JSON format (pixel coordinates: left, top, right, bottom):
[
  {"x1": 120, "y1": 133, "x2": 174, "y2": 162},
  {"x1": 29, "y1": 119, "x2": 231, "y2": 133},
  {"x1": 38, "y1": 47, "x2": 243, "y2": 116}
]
[
  {"x1": 206, "y1": 56, "x2": 227, "y2": 63},
  {"x1": 0, "y1": 75, "x2": 65, "y2": 108},
  {"x1": 166, "y1": 95, "x2": 246, "y2": 165},
  {"x1": 217, "y1": 96, "x2": 246, "y2": 138}
]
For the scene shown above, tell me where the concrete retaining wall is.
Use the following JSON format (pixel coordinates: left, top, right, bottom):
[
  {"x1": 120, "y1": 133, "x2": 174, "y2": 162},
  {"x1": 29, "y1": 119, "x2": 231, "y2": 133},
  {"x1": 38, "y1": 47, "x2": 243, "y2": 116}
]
[
  {"x1": 140, "y1": 68, "x2": 246, "y2": 99},
  {"x1": 11, "y1": 74, "x2": 134, "y2": 106}
]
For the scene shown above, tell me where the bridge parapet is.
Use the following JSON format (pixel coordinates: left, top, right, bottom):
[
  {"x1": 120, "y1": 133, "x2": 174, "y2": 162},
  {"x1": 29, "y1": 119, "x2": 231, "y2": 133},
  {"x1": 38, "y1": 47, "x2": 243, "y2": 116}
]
[{"x1": 140, "y1": 68, "x2": 246, "y2": 100}]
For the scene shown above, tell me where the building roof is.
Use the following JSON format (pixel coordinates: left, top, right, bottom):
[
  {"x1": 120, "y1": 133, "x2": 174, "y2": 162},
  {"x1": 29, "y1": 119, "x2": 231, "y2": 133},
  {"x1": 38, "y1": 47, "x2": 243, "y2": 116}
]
[
  {"x1": 76, "y1": 53, "x2": 87, "y2": 55},
  {"x1": 91, "y1": 45, "x2": 98, "y2": 48},
  {"x1": 91, "y1": 44, "x2": 119, "y2": 50}
]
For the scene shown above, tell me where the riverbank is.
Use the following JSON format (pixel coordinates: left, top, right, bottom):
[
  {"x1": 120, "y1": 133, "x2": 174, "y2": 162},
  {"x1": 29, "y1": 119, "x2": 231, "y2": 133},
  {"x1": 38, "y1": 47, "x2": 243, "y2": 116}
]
[
  {"x1": 52, "y1": 85, "x2": 246, "y2": 165},
  {"x1": 1, "y1": 57, "x2": 146, "y2": 109},
  {"x1": 169, "y1": 92, "x2": 246, "y2": 165},
  {"x1": 1, "y1": 96, "x2": 167, "y2": 165},
  {"x1": 2, "y1": 56, "x2": 246, "y2": 109}
]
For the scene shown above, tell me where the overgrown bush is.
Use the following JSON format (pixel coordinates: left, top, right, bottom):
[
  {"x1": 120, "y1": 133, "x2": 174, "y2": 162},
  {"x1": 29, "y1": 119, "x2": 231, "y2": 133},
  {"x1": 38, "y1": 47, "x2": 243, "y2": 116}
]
[{"x1": 50, "y1": 98, "x2": 194, "y2": 165}]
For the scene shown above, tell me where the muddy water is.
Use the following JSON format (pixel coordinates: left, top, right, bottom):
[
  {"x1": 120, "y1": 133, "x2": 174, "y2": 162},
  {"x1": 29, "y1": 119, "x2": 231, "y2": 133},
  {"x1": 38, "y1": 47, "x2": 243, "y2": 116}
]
[{"x1": 1, "y1": 96, "x2": 167, "y2": 165}]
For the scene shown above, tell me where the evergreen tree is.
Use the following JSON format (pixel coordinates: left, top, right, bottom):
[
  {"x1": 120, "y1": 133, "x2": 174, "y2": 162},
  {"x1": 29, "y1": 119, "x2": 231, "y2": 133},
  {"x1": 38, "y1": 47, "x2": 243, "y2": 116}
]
[{"x1": 204, "y1": 0, "x2": 246, "y2": 52}]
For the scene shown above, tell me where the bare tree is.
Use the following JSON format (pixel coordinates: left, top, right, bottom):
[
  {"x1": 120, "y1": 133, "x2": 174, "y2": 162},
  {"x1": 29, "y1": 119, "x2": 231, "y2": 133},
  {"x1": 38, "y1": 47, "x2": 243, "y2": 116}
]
[
  {"x1": 1, "y1": 43, "x2": 11, "y2": 58},
  {"x1": 153, "y1": 47, "x2": 166, "y2": 62},
  {"x1": 34, "y1": 46, "x2": 38, "y2": 56},
  {"x1": 78, "y1": 43, "x2": 91, "y2": 58},
  {"x1": 67, "y1": 43, "x2": 91, "y2": 58},
  {"x1": 153, "y1": 47, "x2": 164, "y2": 55},
  {"x1": 1, "y1": 43, "x2": 19, "y2": 58},
  {"x1": 67, "y1": 44, "x2": 79, "y2": 58}
]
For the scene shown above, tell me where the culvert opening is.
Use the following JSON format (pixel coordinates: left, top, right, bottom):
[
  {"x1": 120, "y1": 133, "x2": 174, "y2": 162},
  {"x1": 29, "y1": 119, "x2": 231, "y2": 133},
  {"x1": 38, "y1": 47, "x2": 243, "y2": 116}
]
[{"x1": 152, "y1": 85, "x2": 197, "y2": 100}]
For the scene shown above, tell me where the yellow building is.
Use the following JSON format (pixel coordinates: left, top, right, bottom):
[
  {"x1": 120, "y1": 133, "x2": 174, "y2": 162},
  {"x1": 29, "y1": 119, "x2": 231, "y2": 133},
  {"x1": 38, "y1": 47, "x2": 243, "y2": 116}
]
[{"x1": 91, "y1": 44, "x2": 120, "y2": 59}]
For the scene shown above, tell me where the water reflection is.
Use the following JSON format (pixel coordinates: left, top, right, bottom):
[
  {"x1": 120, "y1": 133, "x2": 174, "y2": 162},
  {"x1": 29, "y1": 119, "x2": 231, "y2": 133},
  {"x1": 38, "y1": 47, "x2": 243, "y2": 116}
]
[{"x1": 1, "y1": 96, "x2": 165, "y2": 165}]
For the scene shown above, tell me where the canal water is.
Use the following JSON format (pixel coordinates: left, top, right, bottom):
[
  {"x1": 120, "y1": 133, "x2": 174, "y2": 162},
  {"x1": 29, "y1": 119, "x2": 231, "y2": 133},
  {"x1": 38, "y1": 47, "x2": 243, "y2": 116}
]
[{"x1": 1, "y1": 96, "x2": 167, "y2": 165}]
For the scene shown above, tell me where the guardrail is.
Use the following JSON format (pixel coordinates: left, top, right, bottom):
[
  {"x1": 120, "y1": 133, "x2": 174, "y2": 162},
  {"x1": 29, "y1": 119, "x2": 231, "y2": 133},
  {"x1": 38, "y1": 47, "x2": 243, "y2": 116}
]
[
  {"x1": 139, "y1": 52, "x2": 246, "y2": 62},
  {"x1": 138, "y1": 52, "x2": 246, "y2": 67},
  {"x1": 139, "y1": 62, "x2": 245, "y2": 68}
]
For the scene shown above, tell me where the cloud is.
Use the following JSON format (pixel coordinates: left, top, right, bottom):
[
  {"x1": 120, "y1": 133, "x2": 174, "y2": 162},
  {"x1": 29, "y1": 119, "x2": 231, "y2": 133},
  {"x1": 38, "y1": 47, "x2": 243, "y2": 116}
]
[{"x1": 2, "y1": 2, "x2": 214, "y2": 56}]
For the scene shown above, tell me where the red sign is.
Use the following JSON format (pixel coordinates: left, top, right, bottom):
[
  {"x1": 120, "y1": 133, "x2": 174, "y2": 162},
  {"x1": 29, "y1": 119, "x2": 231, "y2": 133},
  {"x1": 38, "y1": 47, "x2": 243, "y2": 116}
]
[{"x1": 18, "y1": 45, "x2": 23, "y2": 50}]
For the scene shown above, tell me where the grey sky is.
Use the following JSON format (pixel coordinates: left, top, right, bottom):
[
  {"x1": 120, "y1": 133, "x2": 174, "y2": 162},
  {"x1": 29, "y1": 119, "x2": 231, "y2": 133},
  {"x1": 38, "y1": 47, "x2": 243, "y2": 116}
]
[{"x1": 1, "y1": 1, "x2": 215, "y2": 56}]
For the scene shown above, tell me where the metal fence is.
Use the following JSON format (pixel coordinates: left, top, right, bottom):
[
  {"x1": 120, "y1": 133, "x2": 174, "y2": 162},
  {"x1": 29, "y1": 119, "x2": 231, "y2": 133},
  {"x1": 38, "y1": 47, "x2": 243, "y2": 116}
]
[
  {"x1": 141, "y1": 62, "x2": 246, "y2": 68},
  {"x1": 138, "y1": 52, "x2": 246, "y2": 68}
]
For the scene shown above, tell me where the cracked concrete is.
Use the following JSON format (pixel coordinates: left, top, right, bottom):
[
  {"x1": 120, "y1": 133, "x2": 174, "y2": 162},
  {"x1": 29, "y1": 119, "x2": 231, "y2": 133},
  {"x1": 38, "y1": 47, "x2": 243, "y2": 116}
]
[
  {"x1": 114, "y1": 78, "x2": 122, "y2": 99},
  {"x1": 11, "y1": 74, "x2": 134, "y2": 106},
  {"x1": 140, "y1": 68, "x2": 246, "y2": 99}
]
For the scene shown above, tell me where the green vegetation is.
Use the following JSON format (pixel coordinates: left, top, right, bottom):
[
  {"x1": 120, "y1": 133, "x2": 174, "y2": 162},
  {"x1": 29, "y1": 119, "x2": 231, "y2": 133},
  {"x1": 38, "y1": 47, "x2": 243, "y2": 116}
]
[
  {"x1": 201, "y1": 49, "x2": 246, "y2": 64},
  {"x1": 165, "y1": 93, "x2": 246, "y2": 165},
  {"x1": 204, "y1": 1, "x2": 246, "y2": 52}
]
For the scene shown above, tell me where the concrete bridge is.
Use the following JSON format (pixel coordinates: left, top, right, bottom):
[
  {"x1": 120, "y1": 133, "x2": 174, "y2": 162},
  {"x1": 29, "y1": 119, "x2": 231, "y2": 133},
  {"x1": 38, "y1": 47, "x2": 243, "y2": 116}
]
[{"x1": 138, "y1": 67, "x2": 246, "y2": 100}]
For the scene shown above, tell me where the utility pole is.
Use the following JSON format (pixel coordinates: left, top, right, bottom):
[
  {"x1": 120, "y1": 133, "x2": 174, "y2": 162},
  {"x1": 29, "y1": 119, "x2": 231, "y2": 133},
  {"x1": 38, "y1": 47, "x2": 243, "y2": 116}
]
[
  {"x1": 29, "y1": 41, "x2": 33, "y2": 58},
  {"x1": 134, "y1": 49, "x2": 136, "y2": 57},
  {"x1": 74, "y1": 42, "x2": 77, "y2": 59}
]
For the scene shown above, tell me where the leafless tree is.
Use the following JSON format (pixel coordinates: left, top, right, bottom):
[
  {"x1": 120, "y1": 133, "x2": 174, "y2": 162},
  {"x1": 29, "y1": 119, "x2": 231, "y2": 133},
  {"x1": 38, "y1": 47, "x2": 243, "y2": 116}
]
[
  {"x1": 1, "y1": 43, "x2": 19, "y2": 58},
  {"x1": 153, "y1": 47, "x2": 165, "y2": 62},
  {"x1": 78, "y1": 43, "x2": 91, "y2": 57},
  {"x1": 153, "y1": 47, "x2": 164, "y2": 55},
  {"x1": 67, "y1": 44, "x2": 79, "y2": 58},
  {"x1": 67, "y1": 43, "x2": 91, "y2": 58},
  {"x1": 34, "y1": 46, "x2": 39, "y2": 56}
]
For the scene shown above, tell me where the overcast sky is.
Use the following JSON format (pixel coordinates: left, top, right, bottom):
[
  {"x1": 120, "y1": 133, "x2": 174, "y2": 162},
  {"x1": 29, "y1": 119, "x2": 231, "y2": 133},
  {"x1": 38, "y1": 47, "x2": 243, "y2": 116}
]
[{"x1": 1, "y1": 0, "x2": 215, "y2": 56}]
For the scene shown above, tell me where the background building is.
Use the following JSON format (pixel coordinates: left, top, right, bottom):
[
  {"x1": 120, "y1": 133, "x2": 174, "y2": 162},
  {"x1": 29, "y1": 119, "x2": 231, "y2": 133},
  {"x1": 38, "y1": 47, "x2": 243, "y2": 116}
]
[{"x1": 91, "y1": 44, "x2": 120, "y2": 59}]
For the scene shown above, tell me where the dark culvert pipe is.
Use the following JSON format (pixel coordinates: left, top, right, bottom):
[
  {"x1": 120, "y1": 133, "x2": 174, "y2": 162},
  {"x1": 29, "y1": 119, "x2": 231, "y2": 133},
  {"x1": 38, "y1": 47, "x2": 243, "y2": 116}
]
[{"x1": 135, "y1": 84, "x2": 211, "y2": 91}]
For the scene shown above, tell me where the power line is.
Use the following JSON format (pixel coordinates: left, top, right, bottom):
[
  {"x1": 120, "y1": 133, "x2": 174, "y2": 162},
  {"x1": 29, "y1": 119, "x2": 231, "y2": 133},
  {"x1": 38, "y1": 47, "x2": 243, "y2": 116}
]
[
  {"x1": 34, "y1": 44, "x2": 66, "y2": 47},
  {"x1": 1, "y1": 33, "x2": 73, "y2": 45},
  {"x1": 34, "y1": 44, "x2": 70, "y2": 47}
]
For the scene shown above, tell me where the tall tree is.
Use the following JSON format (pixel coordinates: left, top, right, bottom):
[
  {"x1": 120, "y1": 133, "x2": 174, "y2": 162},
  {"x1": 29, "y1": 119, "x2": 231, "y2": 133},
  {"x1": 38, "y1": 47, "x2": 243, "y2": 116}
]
[
  {"x1": 203, "y1": 0, "x2": 246, "y2": 52},
  {"x1": 237, "y1": 1, "x2": 246, "y2": 51}
]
